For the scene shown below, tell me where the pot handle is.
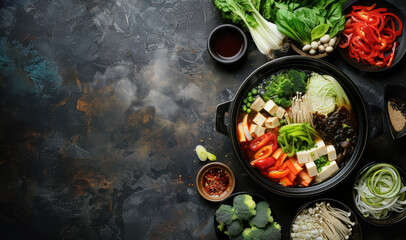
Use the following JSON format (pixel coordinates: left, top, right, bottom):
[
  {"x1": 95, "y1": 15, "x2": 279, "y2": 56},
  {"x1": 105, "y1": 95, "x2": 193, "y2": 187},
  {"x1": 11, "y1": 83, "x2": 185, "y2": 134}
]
[
  {"x1": 367, "y1": 103, "x2": 383, "y2": 139},
  {"x1": 215, "y1": 101, "x2": 232, "y2": 136}
]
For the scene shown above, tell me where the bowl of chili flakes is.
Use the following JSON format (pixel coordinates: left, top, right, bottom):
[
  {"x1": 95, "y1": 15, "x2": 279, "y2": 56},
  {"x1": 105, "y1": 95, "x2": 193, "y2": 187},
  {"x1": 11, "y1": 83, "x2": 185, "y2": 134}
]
[{"x1": 196, "y1": 162, "x2": 235, "y2": 202}]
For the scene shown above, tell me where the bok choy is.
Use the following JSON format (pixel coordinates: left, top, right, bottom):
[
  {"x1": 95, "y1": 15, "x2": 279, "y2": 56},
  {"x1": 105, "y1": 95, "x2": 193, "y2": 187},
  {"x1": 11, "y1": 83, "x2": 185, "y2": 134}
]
[{"x1": 213, "y1": 0, "x2": 287, "y2": 58}]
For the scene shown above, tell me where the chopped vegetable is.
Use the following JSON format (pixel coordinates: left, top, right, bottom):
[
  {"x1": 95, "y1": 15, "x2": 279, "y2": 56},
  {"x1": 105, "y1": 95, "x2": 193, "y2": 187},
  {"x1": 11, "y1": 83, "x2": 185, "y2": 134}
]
[
  {"x1": 262, "y1": 70, "x2": 307, "y2": 108},
  {"x1": 196, "y1": 145, "x2": 217, "y2": 161},
  {"x1": 339, "y1": 3, "x2": 403, "y2": 68},
  {"x1": 249, "y1": 201, "x2": 274, "y2": 228},
  {"x1": 249, "y1": 133, "x2": 275, "y2": 151},
  {"x1": 256, "y1": 157, "x2": 277, "y2": 171},
  {"x1": 254, "y1": 146, "x2": 274, "y2": 160},
  {"x1": 307, "y1": 73, "x2": 351, "y2": 116},
  {"x1": 216, "y1": 204, "x2": 237, "y2": 225},
  {"x1": 233, "y1": 194, "x2": 257, "y2": 220},
  {"x1": 354, "y1": 163, "x2": 406, "y2": 219},
  {"x1": 277, "y1": 123, "x2": 318, "y2": 157},
  {"x1": 213, "y1": 0, "x2": 287, "y2": 59},
  {"x1": 196, "y1": 145, "x2": 208, "y2": 161},
  {"x1": 314, "y1": 155, "x2": 330, "y2": 173},
  {"x1": 263, "y1": 0, "x2": 346, "y2": 48}
]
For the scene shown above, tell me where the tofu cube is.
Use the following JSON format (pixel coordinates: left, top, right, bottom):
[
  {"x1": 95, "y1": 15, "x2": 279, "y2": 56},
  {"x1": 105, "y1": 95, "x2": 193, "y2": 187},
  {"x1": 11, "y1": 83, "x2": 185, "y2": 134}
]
[
  {"x1": 297, "y1": 150, "x2": 309, "y2": 164},
  {"x1": 264, "y1": 117, "x2": 280, "y2": 128},
  {"x1": 315, "y1": 139, "x2": 327, "y2": 156},
  {"x1": 264, "y1": 100, "x2": 278, "y2": 115},
  {"x1": 249, "y1": 124, "x2": 258, "y2": 138},
  {"x1": 307, "y1": 148, "x2": 320, "y2": 162},
  {"x1": 305, "y1": 161, "x2": 318, "y2": 177},
  {"x1": 253, "y1": 113, "x2": 267, "y2": 127},
  {"x1": 275, "y1": 107, "x2": 286, "y2": 119},
  {"x1": 314, "y1": 161, "x2": 339, "y2": 183},
  {"x1": 250, "y1": 96, "x2": 266, "y2": 112},
  {"x1": 255, "y1": 126, "x2": 266, "y2": 137},
  {"x1": 326, "y1": 145, "x2": 337, "y2": 161}
]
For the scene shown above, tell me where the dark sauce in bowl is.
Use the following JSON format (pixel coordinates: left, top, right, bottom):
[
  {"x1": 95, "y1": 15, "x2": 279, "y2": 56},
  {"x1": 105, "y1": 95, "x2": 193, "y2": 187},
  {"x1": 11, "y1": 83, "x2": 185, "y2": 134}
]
[
  {"x1": 212, "y1": 28, "x2": 244, "y2": 59},
  {"x1": 208, "y1": 24, "x2": 247, "y2": 64}
]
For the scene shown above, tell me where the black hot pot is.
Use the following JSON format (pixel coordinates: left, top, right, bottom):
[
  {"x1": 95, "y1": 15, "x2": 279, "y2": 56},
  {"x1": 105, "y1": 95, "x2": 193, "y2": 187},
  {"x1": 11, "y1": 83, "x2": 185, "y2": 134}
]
[{"x1": 215, "y1": 56, "x2": 368, "y2": 197}]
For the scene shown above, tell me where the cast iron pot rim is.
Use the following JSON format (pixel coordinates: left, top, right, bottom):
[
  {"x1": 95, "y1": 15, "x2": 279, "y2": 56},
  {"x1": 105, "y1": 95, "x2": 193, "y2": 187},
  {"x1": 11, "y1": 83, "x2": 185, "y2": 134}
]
[{"x1": 228, "y1": 56, "x2": 368, "y2": 197}]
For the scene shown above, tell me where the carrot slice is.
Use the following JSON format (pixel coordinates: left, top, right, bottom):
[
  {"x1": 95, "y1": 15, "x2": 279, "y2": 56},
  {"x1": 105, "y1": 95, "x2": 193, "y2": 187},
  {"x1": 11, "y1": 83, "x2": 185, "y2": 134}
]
[
  {"x1": 280, "y1": 176, "x2": 293, "y2": 186},
  {"x1": 285, "y1": 160, "x2": 299, "y2": 175},
  {"x1": 272, "y1": 148, "x2": 283, "y2": 159}
]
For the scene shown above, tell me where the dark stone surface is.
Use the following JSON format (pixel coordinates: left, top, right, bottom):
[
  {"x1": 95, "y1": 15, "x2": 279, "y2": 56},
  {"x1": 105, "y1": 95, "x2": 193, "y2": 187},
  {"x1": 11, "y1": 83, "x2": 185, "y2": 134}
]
[{"x1": 0, "y1": 0, "x2": 405, "y2": 239}]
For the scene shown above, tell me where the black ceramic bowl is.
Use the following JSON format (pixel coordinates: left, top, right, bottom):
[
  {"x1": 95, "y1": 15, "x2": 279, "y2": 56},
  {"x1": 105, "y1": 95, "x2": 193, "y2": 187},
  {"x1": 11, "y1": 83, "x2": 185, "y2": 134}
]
[
  {"x1": 207, "y1": 24, "x2": 248, "y2": 64},
  {"x1": 214, "y1": 192, "x2": 280, "y2": 240},
  {"x1": 352, "y1": 162, "x2": 406, "y2": 226},
  {"x1": 384, "y1": 84, "x2": 406, "y2": 140},
  {"x1": 339, "y1": 0, "x2": 406, "y2": 72},
  {"x1": 215, "y1": 56, "x2": 368, "y2": 197},
  {"x1": 290, "y1": 198, "x2": 362, "y2": 240}
]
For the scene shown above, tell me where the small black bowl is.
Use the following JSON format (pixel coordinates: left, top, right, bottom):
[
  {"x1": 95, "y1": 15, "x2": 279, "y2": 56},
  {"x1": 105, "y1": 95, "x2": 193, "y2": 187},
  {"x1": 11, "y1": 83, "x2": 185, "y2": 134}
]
[
  {"x1": 290, "y1": 198, "x2": 362, "y2": 240},
  {"x1": 339, "y1": 0, "x2": 406, "y2": 72},
  {"x1": 384, "y1": 84, "x2": 406, "y2": 140},
  {"x1": 207, "y1": 24, "x2": 248, "y2": 64},
  {"x1": 352, "y1": 162, "x2": 406, "y2": 226},
  {"x1": 214, "y1": 192, "x2": 280, "y2": 240}
]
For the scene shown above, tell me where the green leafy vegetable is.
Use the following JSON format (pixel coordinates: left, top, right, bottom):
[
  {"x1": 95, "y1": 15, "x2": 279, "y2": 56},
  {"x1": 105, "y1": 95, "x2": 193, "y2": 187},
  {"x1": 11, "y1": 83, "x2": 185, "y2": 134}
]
[
  {"x1": 307, "y1": 72, "x2": 351, "y2": 116},
  {"x1": 262, "y1": 0, "x2": 347, "y2": 47},
  {"x1": 314, "y1": 155, "x2": 330, "y2": 172},
  {"x1": 277, "y1": 123, "x2": 318, "y2": 156},
  {"x1": 311, "y1": 23, "x2": 329, "y2": 41},
  {"x1": 262, "y1": 69, "x2": 307, "y2": 108},
  {"x1": 213, "y1": 0, "x2": 286, "y2": 58}
]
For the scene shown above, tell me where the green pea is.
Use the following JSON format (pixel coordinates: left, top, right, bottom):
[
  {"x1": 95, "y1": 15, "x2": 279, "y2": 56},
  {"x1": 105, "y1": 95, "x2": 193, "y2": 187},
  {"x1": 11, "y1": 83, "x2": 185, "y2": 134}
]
[
  {"x1": 246, "y1": 103, "x2": 251, "y2": 107},
  {"x1": 248, "y1": 92, "x2": 252, "y2": 96},
  {"x1": 242, "y1": 106, "x2": 247, "y2": 112},
  {"x1": 252, "y1": 89, "x2": 258, "y2": 95},
  {"x1": 243, "y1": 99, "x2": 248, "y2": 104},
  {"x1": 248, "y1": 96, "x2": 254, "y2": 102},
  {"x1": 247, "y1": 109, "x2": 251, "y2": 113}
]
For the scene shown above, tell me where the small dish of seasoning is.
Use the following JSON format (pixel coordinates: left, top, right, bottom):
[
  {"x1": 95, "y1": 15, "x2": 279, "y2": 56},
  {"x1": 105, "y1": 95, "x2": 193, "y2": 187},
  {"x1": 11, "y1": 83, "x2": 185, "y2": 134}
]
[
  {"x1": 384, "y1": 84, "x2": 406, "y2": 140},
  {"x1": 207, "y1": 24, "x2": 248, "y2": 64},
  {"x1": 196, "y1": 162, "x2": 235, "y2": 202}
]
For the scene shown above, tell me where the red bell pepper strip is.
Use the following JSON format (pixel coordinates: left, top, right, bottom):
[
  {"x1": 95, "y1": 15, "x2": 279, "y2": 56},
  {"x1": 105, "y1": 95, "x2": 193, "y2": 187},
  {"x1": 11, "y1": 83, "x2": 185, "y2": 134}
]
[
  {"x1": 256, "y1": 157, "x2": 276, "y2": 171},
  {"x1": 268, "y1": 169, "x2": 289, "y2": 179},
  {"x1": 249, "y1": 133, "x2": 274, "y2": 151},
  {"x1": 340, "y1": 3, "x2": 403, "y2": 68},
  {"x1": 254, "y1": 145, "x2": 273, "y2": 160}
]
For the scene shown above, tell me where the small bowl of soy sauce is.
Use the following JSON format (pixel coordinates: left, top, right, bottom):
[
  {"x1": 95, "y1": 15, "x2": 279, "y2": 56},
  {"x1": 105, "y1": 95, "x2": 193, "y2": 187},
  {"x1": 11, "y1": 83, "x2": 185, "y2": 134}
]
[{"x1": 208, "y1": 24, "x2": 248, "y2": 64}]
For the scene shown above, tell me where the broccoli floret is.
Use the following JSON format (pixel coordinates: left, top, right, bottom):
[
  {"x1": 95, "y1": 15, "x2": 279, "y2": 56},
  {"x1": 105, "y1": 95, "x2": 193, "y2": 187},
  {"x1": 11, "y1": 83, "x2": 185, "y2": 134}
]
[
  {"x1": 271, "y1": 222, "x2": 281, "y2": 231},
  {"x1": 288, "y1": 69, "x2": 307, "y2": 94},
  {"x1": 276, "y1": 97, "x2": 292, "y2": 108},
  {"x1": 217, "y1": 222, "x2": 225, "y2": 232},
  {"x1": 233, "y1": 194, "x2": 256, "y2": 220},
  {"x1": 226, "y1": 220, "x2": 243, "y2": 237},
  {"x1": 215, "y1": 204, "x2": 236, "y2": 225},
  {"x1": 262, "y1": 223, "x2": 282, "y2": 240},
  {"x1": 249, "y1": 201, "x2": 274, "y2": 228},
  {"x1": 242, "y1": 226, "x2": 264, "y2": 239}
]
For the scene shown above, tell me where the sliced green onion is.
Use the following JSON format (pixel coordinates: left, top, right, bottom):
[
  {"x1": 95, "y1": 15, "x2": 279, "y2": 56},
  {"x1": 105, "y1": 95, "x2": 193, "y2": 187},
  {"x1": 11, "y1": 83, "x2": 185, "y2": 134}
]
[
  {"x1": 354, "y1": 163, "x2": 406, "y2": 219},
  {"x1": 195, "y1": 145, "x2": 208, "y2": 161},
  {"x1": 207, "y1": 152, "x2": 217, "y2": 161}
]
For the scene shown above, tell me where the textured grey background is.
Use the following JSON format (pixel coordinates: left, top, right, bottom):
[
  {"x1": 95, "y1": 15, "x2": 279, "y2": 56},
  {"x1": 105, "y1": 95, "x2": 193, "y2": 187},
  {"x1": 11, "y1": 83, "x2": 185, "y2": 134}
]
[{"x1": 0, "y1": 0, "x2": 405, "y2": 239}]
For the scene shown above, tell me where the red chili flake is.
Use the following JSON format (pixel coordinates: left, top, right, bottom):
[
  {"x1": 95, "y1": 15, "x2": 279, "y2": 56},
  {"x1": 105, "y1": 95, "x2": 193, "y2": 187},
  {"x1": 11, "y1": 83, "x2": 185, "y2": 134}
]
[
  {"x1": 202, "y1": 168, "x2": 230, "y2": 195},
  {"x1": 189, "y1": 176, "x2": 191, "y2": 179}
]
